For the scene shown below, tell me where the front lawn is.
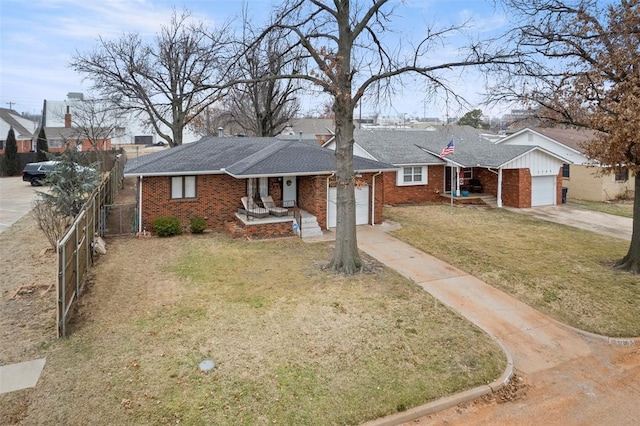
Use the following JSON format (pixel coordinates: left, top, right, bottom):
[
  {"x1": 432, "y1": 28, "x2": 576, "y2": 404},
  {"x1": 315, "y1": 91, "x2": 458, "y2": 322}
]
[
  {"x1": 0, "y1": 233, "x2": 505, "y2": 425},
  {"x1": 386, "y1": 204, "x2": 640, "y2": 337}
]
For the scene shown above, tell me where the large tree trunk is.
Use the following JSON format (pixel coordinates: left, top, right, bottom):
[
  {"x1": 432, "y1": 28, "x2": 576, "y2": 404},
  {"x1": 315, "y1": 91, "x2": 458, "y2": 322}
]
[
  {"x1": 614, "y1": 175, "x2": 640, "y2": 273},
  {"x1": 327, "y1": 96, "x2": 362, "y2": 274}
]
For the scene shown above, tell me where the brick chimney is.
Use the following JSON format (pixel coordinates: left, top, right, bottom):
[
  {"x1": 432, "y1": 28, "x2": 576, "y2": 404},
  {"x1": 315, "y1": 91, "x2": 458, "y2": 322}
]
[{"x1": 64, "y1": 106, "x2": 72, "y2": 128}]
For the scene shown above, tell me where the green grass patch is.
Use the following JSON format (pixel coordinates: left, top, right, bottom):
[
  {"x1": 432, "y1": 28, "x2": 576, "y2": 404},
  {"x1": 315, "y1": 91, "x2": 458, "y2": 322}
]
[
  {"x1": 386, "y1": 204, "x2": 640, "y2": 337},
  {"x1": 569, "y1": 198, "x2": 634, "y2": 218}
]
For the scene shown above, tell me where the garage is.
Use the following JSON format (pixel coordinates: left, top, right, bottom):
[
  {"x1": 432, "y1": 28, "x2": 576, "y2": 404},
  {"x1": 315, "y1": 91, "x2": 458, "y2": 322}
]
[
  {"x1": 531, "y1": 175, "x2": 556, "y2": 206},
  {"x1": 328, "y1": 186, "x2": 369, "y2": 228}
]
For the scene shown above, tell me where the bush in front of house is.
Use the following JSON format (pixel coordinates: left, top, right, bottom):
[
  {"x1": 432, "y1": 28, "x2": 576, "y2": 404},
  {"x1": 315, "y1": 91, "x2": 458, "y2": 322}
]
[
  {"x1": 189, "y1": 216, "x2": 207, "y2": 234},
  {"x1": 153, "y1": 216, "x2": 182, "y2": 237}
]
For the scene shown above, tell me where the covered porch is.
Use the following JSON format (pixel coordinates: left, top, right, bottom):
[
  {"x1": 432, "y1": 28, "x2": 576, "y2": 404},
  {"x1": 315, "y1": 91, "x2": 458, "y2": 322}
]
[
  {"x1": 226, "y1": 207, "x2": 323, "y2": 240},
  {"x1": 439, "y1": 192, "x2": 498, "y2": 207}
]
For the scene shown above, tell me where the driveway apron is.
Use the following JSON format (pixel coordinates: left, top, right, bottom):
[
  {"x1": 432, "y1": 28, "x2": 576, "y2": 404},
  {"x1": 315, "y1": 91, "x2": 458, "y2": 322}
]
[
  {"x1": 506, "y1": 205, "x2": 632, "y2": 241},
  {"x1": 357, "y1": 223, "x2": 640, "y2": 425}
]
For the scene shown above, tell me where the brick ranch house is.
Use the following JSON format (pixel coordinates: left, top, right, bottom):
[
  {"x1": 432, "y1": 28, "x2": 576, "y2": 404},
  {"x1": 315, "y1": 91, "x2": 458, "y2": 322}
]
[
  {"x1": 324, "y1": 126, "x2": 570, "y2": 208},
  {"x1": 124, "y1": 136, "x2": 394, "y2": 239},
  {"x1": 497, "y1": 127, "x2": 636, "y2": 202},
  {"x1": 0, "y1": 108, "x2": 37, "y2": 154}
]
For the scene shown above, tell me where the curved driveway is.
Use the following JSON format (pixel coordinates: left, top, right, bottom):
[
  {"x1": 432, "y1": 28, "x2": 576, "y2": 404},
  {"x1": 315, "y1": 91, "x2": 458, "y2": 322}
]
[{"x1": 357, "y1": 222, "x2": 640, "y2": 425}]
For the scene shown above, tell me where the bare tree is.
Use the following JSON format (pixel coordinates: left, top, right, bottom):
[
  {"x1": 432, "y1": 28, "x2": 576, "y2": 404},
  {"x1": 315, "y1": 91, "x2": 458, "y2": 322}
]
[
  {"x1": 71, "y1": 10, "x2": 234, "y2": 147},
  {"x1": 190, "y1": 27, "x2": 302, "y2": 137},
  {"x1": 263, "y1": 0, "x2": 516, "y2": 274},
  {"x1": 494, "y1": 0, "x2": 640, "y2": 272},
  {"x1": 31, "y1": 199, "x2": 69, "y2": 250},
  {"x1": 226, "y1": 27, "x2": 302, "y2": 136},
  {"x1": 68, "y1": 99, "x2": 124, "y2": 171}
]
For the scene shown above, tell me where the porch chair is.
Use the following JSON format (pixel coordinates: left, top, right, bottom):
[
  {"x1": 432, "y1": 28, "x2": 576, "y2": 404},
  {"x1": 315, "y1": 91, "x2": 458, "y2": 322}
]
[
  {"x1": 468, "y1": 178, "x2": 483, "y2": 193},
  {"x1": 241, "y1": 196, "x2": 269, "y2": 218},
  {"x1": 261, "y1": 195, "x2": 289, "y2": 217}
]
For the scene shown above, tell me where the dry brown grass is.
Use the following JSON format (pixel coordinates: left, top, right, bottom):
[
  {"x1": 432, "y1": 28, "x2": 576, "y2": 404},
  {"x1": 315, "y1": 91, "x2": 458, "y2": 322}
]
[
  {"x1": 386, "y1": 204, "x2": 640, "y2": 337},
  {"x1": 1, "y1": 228, "x2": 505, "y2": 425},
  {"x1": 569, "y1": 199, "x2": 634, "y2": 218}
]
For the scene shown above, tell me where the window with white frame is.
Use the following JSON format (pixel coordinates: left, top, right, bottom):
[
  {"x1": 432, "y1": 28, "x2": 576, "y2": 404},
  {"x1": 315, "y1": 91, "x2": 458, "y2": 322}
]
[
  {"x1": 171, "y1": 176, "x2": 196, "y2": 199},
  {"x1": 397, "y1": 166, "x2": 427, "y2": 186}
]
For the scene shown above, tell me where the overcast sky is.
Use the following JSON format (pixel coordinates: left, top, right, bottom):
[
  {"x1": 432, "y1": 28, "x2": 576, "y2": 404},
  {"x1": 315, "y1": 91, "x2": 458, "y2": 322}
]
[{"x1": 0, "y1": 0, "x2": 511, "y2": 119}]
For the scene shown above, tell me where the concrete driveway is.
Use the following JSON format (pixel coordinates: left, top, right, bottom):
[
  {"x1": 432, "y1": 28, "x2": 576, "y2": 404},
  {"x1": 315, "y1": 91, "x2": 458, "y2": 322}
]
[
  {"x1": 506, "y1": 204, "x2": 632, "y2": 241},
  {"x1": 0, "y1": 177, "x2": 40, "y2": 234},
  {"x1": 357, "y1": 223, "x2": 640, "y2": 426}
]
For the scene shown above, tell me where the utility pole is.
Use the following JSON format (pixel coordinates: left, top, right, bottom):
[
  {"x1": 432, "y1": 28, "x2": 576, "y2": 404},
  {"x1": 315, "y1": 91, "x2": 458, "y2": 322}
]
[{"x1": 6, "y1": 101, "x2": 15, "y2": 110}]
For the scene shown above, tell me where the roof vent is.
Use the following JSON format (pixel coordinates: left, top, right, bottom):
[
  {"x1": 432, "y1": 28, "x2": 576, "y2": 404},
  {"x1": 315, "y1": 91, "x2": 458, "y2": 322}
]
[{"x1": 218, "y1": 127, "x2": 223, "y2": 138}]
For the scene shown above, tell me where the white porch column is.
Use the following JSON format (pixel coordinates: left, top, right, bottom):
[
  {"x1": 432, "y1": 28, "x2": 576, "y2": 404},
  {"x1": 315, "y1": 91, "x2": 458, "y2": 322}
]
[
  {"x1": 456, "y1": 166, "x2": 461, "y2": 196},
  {"x1": 497, "y1": 168, "x2": 503, "y2": 208}
]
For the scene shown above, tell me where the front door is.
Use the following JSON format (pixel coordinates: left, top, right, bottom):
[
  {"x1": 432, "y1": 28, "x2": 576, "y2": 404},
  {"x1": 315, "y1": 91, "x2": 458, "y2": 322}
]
[
  {"x1": 445, "y1": 166, "x2": 453, "y2": 193},
  {"x1": 282, "y1": 176, "x2": 297, "y2": 207}
]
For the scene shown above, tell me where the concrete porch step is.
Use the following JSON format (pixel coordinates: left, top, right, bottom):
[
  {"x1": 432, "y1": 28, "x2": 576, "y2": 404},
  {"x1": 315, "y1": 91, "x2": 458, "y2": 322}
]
[
  {"x1": 480, "y1": 195, "x2": 498, "y2": 208},
  {"x1": 296, "y1": 213, "x2": 323, "y2": 238}
]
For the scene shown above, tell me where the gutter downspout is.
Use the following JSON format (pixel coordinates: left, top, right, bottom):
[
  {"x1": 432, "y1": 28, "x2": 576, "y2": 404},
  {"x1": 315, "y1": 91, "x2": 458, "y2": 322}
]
[
  {"x1": 371, "y1": 171, "x2": 382, "y2": 226},
  {"x1": 138, "y1": 176, "x2": 143, "y2": 234},
  {"x1": 497, "y1": 167, "x2": 503, "y2": 208},
  {"x1": 326, "y1": 173, "x2": 335, "y2": 230}
]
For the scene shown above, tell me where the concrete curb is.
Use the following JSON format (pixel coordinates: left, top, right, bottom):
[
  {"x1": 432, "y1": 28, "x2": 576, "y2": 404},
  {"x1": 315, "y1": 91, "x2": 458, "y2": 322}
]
[
  {"x1": 363, "y1": 340, "x2": 515, "y2": 426},
  {"x1": 551, "y1": 317, "x2": 639, "y2": 347}
]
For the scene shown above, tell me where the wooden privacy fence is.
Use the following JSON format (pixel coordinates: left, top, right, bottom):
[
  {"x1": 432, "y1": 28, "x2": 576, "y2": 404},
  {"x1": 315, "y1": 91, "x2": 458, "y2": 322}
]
[{"x1": 56, "y1": 153, "x2": 126, "y2": 337}]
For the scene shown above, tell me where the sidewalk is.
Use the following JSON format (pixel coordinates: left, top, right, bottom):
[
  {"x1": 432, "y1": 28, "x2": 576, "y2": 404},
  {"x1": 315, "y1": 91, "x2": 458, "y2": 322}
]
[
  {"x1": 356, "y1": 222, "x2": 640, "y2": 425},
  {"x1": 357, "y1": 223, "x2": 592, "y2": 374}
]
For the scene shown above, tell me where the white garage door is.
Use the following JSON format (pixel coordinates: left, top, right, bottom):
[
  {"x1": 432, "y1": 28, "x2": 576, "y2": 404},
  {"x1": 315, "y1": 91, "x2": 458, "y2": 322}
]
[
  {"x1": 531, "y1": 176, "x2": 556, "y2": 206},
  {"x1": 328, "y1": 186, "x2": 369, "y2": 228}
]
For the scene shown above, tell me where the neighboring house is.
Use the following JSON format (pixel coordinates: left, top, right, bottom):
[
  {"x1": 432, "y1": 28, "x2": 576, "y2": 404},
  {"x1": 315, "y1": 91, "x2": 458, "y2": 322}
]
[
  {"x1": 0, "y1": 108, "x2": 38, "y2": 153},
  {"x1": 324, "y1": 126, "x2": 569, "y2": 208},
  {"x1": 124, "y1": 136, "x2": 394, "y2": 239},
  {"x1": 279, "y1": 118, "x2": 334, "y2": 146},
  {"x1": 497, "y1": 127, "x2": 635, "y2": 201},
  {"x1": 42, "y1": 92, "x2": 199, "y2": 145},
  {"x1": 40, "y1": 109, "x2": 112, "y2": 152}
]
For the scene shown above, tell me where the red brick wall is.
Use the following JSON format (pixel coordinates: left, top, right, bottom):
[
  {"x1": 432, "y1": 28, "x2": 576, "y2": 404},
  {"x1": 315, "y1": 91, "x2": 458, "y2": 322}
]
[
  {"x1": 298, "y1": 175, "x2": 328, "y2": 228},
  {"x1": 371, "y1": 172, "x2": 384, "y2": 224},
  {"x1": 242, "y1": 221, "x2": 295, "y2": 239},
  {"x1": 141, "y1": 172, "x2": 386, "y2": 235},
  {"x1": 0, "y1": 139, "x2": 33, "y2": 154},
  {"x1": 140, "y1": 174, "x2": 246, "y2": 232},
  {"x1": 382, "y1": 166, "x2": 445, "y2": 205},
  {"x1": 474, "y1": 169, "x2": 498, "y2": 196},
  {"x1": 502, "y1": 169, "x2": 531, "y2": 208}
]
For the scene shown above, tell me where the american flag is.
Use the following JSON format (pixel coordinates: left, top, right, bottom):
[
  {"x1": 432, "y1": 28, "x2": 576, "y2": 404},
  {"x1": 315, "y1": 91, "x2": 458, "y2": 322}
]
[{"x1": 440, "y1": 139, "x2": 454, "y2": 158}]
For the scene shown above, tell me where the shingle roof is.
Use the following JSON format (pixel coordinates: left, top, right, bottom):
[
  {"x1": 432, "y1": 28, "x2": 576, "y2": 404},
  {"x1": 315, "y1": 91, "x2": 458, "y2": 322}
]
[
  {"x1": 529, "y1": 127, "x2": 600, "y2": 153},
  {"x1": 125, "y1": 136, "x2": 394, "y2": 177},
  {"x1": 0, "y1": 108, "x2": 37, "y2": 139},
  {"x1": 354, "y1": 126, "x2": 539, "y2": 167}
]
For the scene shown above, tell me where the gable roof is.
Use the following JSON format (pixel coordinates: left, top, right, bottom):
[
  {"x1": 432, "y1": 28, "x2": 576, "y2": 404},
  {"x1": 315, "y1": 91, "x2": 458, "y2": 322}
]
[
  {"x1": 280, "y1": 118, "x2": 334, "y2": 136},
  {"x1": 528, "y1": 127, "x2": 599, "y2": 153},
  {"x1": 0, "y1": 108, "x2": 37, "y2": 139},
  {"x1": 354, "y1": 126, "x2": 517, "y2": 165},
  {"x1": 353, "y1": 126, "x2": 570, "y2": 168},
  {"x1": 125, "y1": 136, "x2": 394, "y2": 177}
]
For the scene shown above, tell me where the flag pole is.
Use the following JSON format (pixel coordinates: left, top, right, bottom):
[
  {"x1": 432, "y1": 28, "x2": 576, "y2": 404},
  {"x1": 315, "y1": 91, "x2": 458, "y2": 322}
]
[{"x1": 450, "y1": 164, "x2": 453, "y2": 214}]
